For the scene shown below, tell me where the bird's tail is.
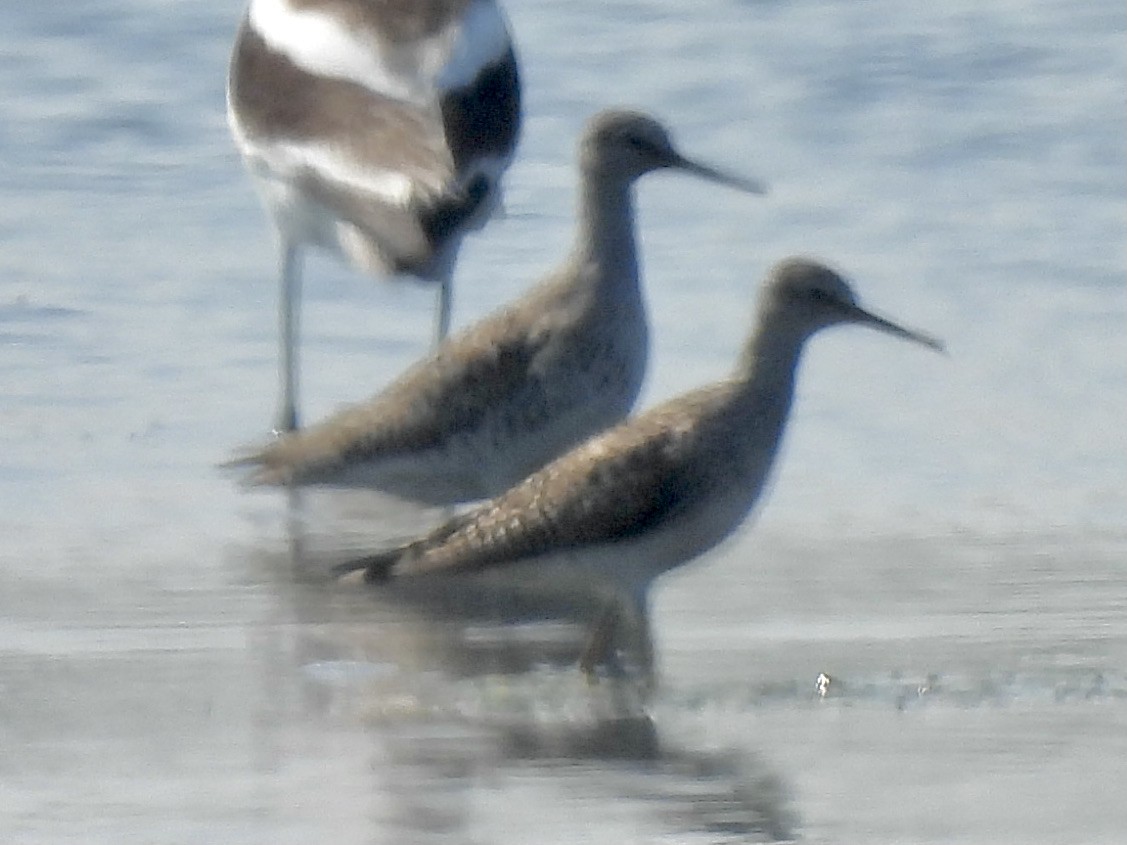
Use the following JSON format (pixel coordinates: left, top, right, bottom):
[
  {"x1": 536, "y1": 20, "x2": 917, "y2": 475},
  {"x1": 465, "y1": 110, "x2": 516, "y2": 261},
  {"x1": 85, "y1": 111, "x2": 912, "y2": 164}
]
[
  {"x1": 331, "y1": 511, "x2": 472, "y2": 583},
  {"x1": 330, "y1": 549, "x2": 401, "y2": 583}
]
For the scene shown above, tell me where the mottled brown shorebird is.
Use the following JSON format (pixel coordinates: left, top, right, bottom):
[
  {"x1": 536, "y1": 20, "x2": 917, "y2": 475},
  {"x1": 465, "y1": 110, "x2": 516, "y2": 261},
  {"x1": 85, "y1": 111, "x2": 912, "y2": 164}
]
[
  {"x1": 227, "y1": 0, "x2": 522, "y2": 431},
  {"x1": 333, "y1": 258, "x2": 944, "y2": 677},
  {"x1": 228, "y1": 109, "x2": 765, "y2": 503}
]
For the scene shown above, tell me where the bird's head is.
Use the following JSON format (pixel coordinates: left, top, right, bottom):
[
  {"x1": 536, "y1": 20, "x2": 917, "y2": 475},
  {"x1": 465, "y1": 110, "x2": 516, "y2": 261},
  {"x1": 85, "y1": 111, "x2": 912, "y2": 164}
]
[
  {"x1": 762, "y1": 258, "x2": 944, "y2": 350},
  {"x1": 580, "y1": 109, "x2": 765, "y2": 194}
]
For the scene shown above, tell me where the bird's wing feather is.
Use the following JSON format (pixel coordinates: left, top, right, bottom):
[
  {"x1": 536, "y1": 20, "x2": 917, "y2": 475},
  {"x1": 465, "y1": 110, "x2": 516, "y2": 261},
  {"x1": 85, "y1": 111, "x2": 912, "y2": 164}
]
[
  {"x1": 229, "y1": 282, "x2": 574, "y2": 483},
  {"x1": 383, "y1": 386, "x2": 728, "y2": 577},
  {"x1": 231, "y1": 23, "x2": 519, "y2": 273}
]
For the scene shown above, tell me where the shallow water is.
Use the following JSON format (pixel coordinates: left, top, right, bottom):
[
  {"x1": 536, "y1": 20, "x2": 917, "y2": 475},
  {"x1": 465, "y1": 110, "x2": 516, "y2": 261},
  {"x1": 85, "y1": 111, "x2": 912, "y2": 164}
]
[{"x1": 2, "y1": 0, "x2": 1125, "y2": 842}]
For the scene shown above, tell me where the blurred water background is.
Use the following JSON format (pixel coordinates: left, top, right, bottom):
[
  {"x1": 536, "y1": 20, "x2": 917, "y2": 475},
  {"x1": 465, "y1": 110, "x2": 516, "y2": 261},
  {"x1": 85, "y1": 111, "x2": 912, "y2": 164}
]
[{"x1": 1, "y1": 1, "x2": 1125, "y2": 842}]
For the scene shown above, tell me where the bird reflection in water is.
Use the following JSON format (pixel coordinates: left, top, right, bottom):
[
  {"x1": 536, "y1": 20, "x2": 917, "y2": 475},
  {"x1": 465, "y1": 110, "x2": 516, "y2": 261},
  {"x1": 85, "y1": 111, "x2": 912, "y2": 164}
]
[{"x1": 242, "y1": 489, "x2": 796, "y2": 843}]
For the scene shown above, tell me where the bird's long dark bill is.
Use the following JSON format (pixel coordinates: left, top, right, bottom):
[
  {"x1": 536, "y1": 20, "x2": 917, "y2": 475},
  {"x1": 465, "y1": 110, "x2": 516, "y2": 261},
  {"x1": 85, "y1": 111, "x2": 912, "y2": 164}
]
[
  {"x1": 673, "y1": 155, "x2": 767, "y2": 195},
  {"x1": 845, "y1": 302, "x2": 946, "y2": 352}
]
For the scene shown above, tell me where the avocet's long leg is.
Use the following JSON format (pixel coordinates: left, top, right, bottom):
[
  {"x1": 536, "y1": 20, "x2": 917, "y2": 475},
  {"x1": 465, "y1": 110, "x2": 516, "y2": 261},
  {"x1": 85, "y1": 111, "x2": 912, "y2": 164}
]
[
  {"x1": 277, "y1": 242, "x2": 302, "y2": 433},
  {"x1": 431, "y1": 251, "x2": 457, "y2": 348}
]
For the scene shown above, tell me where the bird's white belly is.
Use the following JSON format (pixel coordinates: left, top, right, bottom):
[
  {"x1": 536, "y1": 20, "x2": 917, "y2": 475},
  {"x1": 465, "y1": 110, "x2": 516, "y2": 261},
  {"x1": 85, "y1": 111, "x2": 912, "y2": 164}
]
[{"x1": 320, "y1": 445, "x2": 487, "y2": 504}]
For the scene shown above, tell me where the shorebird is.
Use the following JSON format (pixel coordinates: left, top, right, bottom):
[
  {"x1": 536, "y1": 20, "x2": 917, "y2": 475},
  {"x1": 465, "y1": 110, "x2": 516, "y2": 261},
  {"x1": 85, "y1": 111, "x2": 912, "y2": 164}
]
[
  {"x1": 227, "y1": 109, "x2": 765, "y2": 504},
  {"x1": 227, "y1": 0, "x2": 522, "y2": 431},
  {"x1": 332, "y1": 258, "x2": 944, "y2": 677}
]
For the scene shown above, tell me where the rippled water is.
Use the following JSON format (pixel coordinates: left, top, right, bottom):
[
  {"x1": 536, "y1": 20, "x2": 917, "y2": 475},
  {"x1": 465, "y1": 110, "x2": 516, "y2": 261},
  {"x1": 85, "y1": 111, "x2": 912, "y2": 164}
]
[{"x1": 2, "y1": 0, "x2": 1125, "y2": 842}]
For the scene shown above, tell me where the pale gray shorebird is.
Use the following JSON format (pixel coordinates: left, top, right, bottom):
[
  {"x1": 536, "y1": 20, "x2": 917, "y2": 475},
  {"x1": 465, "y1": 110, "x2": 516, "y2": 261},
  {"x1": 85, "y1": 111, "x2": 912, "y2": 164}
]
[
  {"x1": 227, "y1": 109, "x2": 765, "y2": 504},
  {"x1": 227, "y1": 0, "x2": 521, "y2": 431},
  {"x1": 332, "y1": 258, "x2": 944, "y2": 677}
]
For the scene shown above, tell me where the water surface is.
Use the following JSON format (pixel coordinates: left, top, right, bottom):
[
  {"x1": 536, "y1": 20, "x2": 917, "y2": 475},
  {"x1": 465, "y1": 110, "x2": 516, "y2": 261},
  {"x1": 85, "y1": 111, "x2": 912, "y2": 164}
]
[{"x1": 2, "y1": 0, "x2": 1125, "y2": 842}]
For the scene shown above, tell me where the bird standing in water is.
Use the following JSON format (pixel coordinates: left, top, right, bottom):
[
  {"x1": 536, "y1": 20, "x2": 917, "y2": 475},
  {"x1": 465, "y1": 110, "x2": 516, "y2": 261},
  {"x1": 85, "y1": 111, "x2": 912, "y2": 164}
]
[
  {"x1": 227, "y1": 0, "x2": 522, "y2": 431},
  {"x1": 333, "y1": 258, "x2": 944, "y2": 678},
  {"x1": 228, "y1": 110, "x2": 764, "y2": 504}
]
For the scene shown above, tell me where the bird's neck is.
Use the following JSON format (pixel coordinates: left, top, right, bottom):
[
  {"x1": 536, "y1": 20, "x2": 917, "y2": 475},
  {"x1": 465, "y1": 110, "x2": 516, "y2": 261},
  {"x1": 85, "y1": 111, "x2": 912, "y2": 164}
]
[
  {"x1": 677, "y1": 318, "x2": 809, "y2": 534},
  {"x1": 571, "y1": 170, "x2": 640, "y2": 296},
  {"x1": 730, "y1": 314, "x2": 810, "y2": 441}
]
